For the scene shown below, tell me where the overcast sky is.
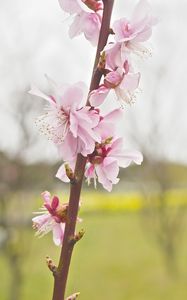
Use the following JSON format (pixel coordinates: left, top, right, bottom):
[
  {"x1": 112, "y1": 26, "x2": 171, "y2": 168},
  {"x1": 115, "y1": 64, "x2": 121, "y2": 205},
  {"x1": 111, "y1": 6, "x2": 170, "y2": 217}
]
[{"x1": 0, "y1": 0, "x2": 187, "y2": 164}]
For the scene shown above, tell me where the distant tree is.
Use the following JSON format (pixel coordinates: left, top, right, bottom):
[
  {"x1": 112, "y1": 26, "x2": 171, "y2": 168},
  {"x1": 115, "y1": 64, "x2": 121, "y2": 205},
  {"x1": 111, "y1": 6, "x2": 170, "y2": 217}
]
[{"x1": 126, "y1": 65, "x2": 186, "y2": 274}]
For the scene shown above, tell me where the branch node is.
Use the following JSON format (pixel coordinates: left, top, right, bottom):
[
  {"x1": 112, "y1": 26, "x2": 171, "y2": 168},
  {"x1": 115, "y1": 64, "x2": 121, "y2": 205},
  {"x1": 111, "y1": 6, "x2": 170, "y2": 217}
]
[
  {"x1": 65, "y1": 164, "x2": 76, "y2": 184},
  {"x1": 69, "y1": 229, "x2": 85, "y2": 246},
  {"x1": 46, "y1": 256, "x2": 58, "y2": 275},
  {"x1": 66, "y1": 292, "x2": 80, "y2": 300},
  {"x1": 109, "y1": 28, "x2": 115, "y2": 35},
  {"x1": 97, "y1": 51, "x2": 106, "y2": 71}
]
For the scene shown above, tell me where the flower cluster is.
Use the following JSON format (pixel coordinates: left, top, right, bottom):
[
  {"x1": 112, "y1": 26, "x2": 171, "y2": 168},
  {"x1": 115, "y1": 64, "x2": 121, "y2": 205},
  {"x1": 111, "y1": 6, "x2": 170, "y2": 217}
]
[
  {"x1": 57, "y1": 136, "x2": 143, "y2": 192},
  {"x1": 89, "y1": 0, "x2": 157, "y2": 106},
  {"x1": 32, "y1": 0, "x2": 156, "y2": 245}
]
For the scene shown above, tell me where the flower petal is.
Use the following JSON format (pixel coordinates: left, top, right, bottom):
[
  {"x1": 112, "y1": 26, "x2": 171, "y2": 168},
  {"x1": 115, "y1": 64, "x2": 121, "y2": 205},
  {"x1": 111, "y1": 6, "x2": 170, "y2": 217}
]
[
  {"x1": 89, "y1": 86, "x2": 110, "y2": 107},
  {"x1": 56, "y1": 163, "x2": 71, "y2": 183},
  {"x1": 59, "y1": 82, "x2": 87, "y2": 110},
  {"x1": 114, "y1": 150, "x2": 143, "y2": 168},
  {"x1": 41, "y1": 191, "x2": 51, "y2": 204},
  {"x1": 51, "y1": 196, "x2": 60, "y2": 210},
  {"x1": 52, "y1": 223, "x2": 65, "y2": 246},
  {"x1": 103, "y1": 157, "x2": 120, "y2": 182},
  {"x1": 29, "y1": 85, "x2": 55, "y2": 105},
  {"x1": 120, "y1": 72, "x2": 140, "y2": 91},
  {"x1": 58, "y1": 0, "x2": 82, "y2": 14},
  {"x1": 95, "y1": 164, "x2": 113, "y2": 192},
  {"x1": 57, "y1": 132, "x2": 78, "y2": 161}
]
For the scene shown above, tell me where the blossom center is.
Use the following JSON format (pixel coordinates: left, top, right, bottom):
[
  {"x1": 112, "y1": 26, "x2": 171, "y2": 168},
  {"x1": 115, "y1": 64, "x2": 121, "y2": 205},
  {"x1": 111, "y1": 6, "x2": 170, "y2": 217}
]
[
  {"x1": 123, "y1": 22, "x2": 133, "y2": 38},
  {"x1": 36, "y1": 106, "x2": 70, "y2": 144},
  {"x1": 83, "y1": 0, "x2": 103, "y2": 11},
  {"x1": 45, "y1": 202, "x2": 68, "y2": 223},
  {"x1": 55, "y1": 204, "x2": 68, "y2": 223},
  {"x1": 104, "y1": 71, "x2": 122, "y2": 89},
  {"x1": 88, "y1": 141, "x2": 112, "y2": 165}
]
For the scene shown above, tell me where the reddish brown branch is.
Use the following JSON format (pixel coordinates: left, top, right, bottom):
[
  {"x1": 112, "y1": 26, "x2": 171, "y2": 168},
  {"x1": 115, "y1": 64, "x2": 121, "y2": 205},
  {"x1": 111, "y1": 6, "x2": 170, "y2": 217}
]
[{"x1": 52, "y1": 1, "x2": 114, "y2": 300}]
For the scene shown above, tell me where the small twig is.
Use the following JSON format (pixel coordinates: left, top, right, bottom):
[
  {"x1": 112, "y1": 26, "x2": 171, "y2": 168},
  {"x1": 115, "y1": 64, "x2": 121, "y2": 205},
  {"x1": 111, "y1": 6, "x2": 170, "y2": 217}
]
[
  {"x1": 69, "y1": 229, "x2": 85, "y2": 246},
  {"x1": 46, "y1": 256, "x2": 58, "y2": 275}
]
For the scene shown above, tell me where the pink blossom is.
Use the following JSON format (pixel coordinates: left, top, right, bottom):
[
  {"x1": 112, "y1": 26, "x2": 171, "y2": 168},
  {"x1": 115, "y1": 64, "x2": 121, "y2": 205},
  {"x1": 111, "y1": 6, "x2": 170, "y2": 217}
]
[
  {"x1": 113, "y1": 0, "x2": 156, "y2": 43},
  {"x1": 32, "y1": 191, "x2": 68, "y2": 246},
  {"x1": 105, "y1": 67, "x2": 140, "y2": 104},
  {"x1": 56, "y1": 108, "x2": 122, "y2": 183},
  {"x1": 85, "y1": 137, "x2": 143, "y2": 191},
  {"x1": 104, "y1": 0, "x2": 156, "y2": 69},
  {"x1": 112, "y1": 0, "x2": 157, "y2": 56},
  {"x1": 59, "y1": 0, "x2": 103, "y2": 46},
  {"x1": 29, "y1": 78, "x2": 101, "y2": 161},
  {"x1": 56, "y1": 108, "x2": 123, "y2": 183},
  {"x1": 69, "y1": 10, "x2": 102, "y2": 46},
  {"x1": 55, "y1": 109, "x2": 142, "y2": 192},
  {"x1": 89, "y1": 65, "x2": 140, "y2": 106}
]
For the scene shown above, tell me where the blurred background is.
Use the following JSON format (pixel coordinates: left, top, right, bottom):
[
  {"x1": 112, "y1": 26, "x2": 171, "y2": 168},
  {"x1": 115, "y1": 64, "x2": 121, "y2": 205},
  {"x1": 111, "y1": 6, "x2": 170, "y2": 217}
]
[{"x1": 0, "y1": 0, "x2": 187, "y2": 299}]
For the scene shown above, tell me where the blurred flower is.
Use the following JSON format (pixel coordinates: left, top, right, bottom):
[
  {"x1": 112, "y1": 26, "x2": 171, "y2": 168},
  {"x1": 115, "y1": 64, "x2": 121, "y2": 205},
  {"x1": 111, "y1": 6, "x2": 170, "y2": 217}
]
[
  {"x1": 29, "y1": 78, "x2": 101, "y2": 161},
  {"x1": 114, "y1": 0, "x2": 156, "y2": 42},
  {"x1": 33, "y1": 191, "x2": 82, "y2": 245},
  {"x1": 58, "y1": 0, "x2": 103, "y2": 46},
  {"x1": 104, "y1": 0, "x2": 157, "y2": 71},
  {"x1": 32, "y1": 191, "x2": 68, "y2": 246},
  {"x1": 112, "y1": 0, "x2": 157, "y2": 58},
  {"x1": 69, "y1": 10, "x2": 102, "y2": 46}
]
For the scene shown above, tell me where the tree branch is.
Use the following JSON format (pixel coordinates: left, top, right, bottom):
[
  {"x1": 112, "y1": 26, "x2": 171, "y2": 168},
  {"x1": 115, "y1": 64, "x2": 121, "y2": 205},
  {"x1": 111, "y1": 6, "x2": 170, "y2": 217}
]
[{"x1": 52, "y1": 1, "x2": 114, "y2": 300}]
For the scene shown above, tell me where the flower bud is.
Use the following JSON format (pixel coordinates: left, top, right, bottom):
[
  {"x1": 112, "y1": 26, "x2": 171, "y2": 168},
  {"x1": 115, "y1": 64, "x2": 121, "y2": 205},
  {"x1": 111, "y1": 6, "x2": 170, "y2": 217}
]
[
  {"x1": 84, "y1": 0, "x2": 103, "y2": 11},
  {"x1": 65, "y1": 163, "x2": 75, "y2": 182}
]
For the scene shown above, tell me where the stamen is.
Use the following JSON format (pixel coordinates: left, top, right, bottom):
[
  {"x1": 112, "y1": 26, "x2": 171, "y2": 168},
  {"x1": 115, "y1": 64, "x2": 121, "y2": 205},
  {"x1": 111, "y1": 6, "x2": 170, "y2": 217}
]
[{"x1": 35, "y1": 106, "x2": 69, "y2": 144}]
